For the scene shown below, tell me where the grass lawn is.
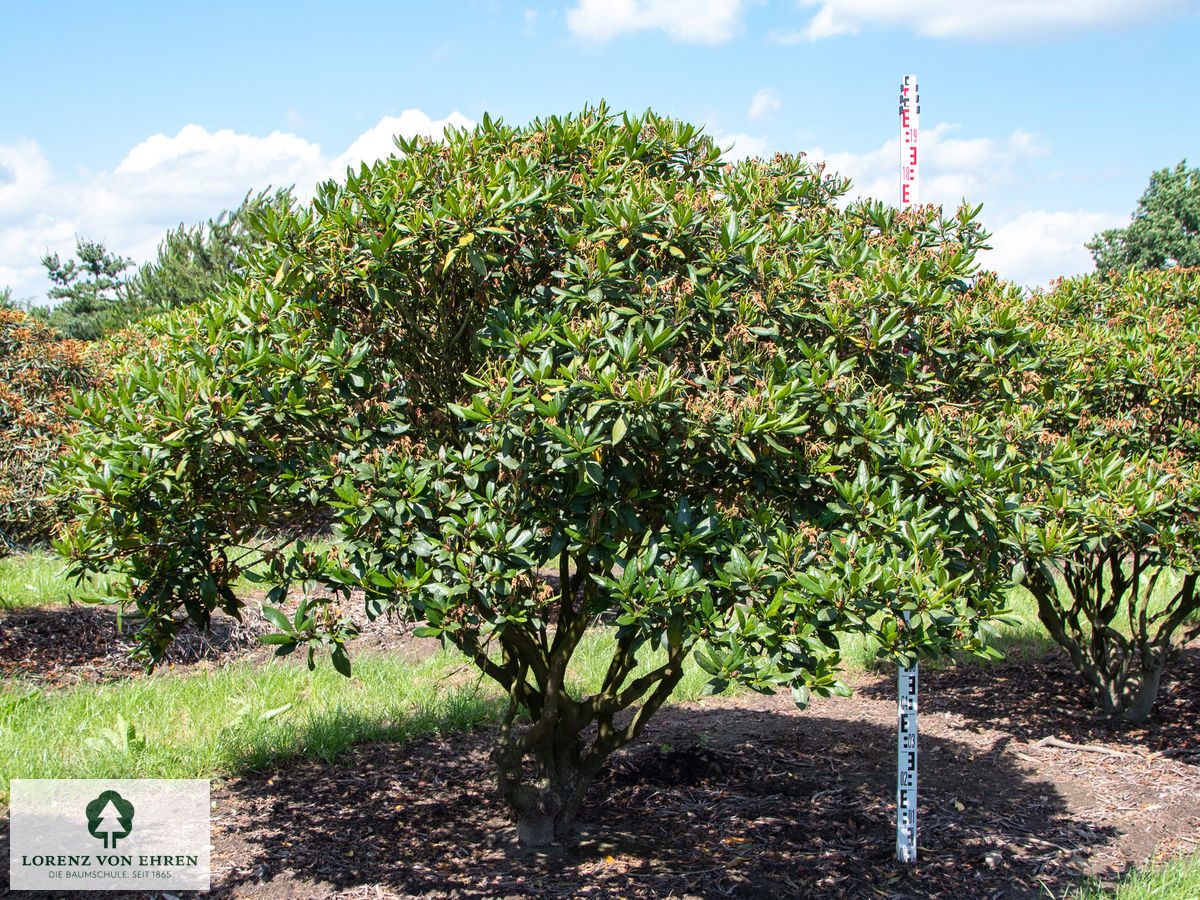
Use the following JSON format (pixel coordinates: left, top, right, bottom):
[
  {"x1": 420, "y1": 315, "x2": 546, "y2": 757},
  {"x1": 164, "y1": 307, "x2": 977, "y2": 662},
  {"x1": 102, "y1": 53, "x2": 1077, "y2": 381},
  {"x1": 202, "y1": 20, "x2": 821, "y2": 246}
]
[
  {"x1": 0, "y1": 602, "x2": 721, "y2": 804},
  {"x1": 1, "y1": 546, "x2": 1188, "y2": 805},
  {"x1": 0, "y1": 548, "x2": 76, "y2": 609},
  {"x1": 1071, "y1": 853, "x2": 1200, "y2": 899},
  {"x1": 0, "y1": 649, "x2": 503, "y2": 801}
]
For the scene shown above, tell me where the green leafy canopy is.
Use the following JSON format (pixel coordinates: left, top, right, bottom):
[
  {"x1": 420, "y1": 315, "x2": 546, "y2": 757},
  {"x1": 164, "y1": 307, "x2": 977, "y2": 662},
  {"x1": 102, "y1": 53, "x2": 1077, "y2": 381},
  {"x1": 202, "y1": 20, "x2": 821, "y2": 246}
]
[
  {"x1": 1088, "y1": 160, "x2": 1200, "y2": 274},
  {"x1": 55, "y1": 105, "x2": 1036, "y2": 841},
  {"x1": 1000, "y1": 268, "x2": 1200, "y2": 721}
]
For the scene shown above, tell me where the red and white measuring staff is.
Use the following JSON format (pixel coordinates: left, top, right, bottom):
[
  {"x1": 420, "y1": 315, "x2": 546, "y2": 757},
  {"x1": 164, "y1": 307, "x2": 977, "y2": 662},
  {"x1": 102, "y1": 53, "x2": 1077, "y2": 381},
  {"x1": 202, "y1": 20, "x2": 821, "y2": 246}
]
[{"x1": 896, "y1": 73, "x2": 920, "y2": 865}]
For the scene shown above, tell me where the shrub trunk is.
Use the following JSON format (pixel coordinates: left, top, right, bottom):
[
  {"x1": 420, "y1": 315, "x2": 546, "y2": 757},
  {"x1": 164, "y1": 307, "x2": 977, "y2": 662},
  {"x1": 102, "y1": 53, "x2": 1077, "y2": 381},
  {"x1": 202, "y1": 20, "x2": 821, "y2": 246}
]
[
  {"x1": 1027, "y1": 553, "x2": 1196, "y2": 724},
  {"x1": 475, "y1": 615, "x2": 688, "y2": 846}
]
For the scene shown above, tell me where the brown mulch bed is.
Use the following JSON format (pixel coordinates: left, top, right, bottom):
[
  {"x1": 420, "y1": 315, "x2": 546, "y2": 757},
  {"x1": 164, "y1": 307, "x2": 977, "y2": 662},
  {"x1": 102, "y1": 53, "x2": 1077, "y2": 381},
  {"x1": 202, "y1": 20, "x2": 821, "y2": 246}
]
[
  {"x1": 0, "y1": 602, "x2": 267, "y2": 684},
  {"x1": 0, "y1": 595, "x2": 419, "y2": 686},
  {"x1": 2, "y1": 602, "x2": 1199, "y2": 899}
]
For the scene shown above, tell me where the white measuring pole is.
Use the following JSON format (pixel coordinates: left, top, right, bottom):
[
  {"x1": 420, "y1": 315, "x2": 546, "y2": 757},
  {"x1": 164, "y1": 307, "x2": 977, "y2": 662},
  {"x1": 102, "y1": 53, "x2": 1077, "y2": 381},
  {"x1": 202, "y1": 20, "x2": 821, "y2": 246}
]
[
  {"x1": 900, "y1": 75, "x2": 919, "y2": 208},
  {"x1": 896, "y1": 73, "x2": 920, "y2": 865}
]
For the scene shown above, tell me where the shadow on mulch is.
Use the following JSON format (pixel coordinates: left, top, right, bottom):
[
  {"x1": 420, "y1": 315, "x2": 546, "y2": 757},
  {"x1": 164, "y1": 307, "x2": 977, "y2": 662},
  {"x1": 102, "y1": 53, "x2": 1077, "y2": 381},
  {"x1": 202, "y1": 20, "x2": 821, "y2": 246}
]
[
  {"x1": 0, "y1": 604, "x2": 266, "y2": 684},
  {"x1": 43, "y1": 707, "x2": 1100, "y2": 900},
  {"x1": 859, "y1": 645, "x2": 1200, "y2": 756},
  {"x1": 0, "y1": 597, "x2": 427, "y2": 687}
]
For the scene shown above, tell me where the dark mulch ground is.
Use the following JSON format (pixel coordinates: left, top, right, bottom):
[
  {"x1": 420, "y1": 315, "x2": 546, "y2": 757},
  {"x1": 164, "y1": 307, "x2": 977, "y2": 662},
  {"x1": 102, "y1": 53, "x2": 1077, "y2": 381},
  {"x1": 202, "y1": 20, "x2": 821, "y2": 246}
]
[
  {"x1": 0, "y1": 602, "x2": 267, "y2": 683},
  {"x1": 2, "y1": 601, "x2": 1199, "y2": 899},
  {"x1": 0, "y1": 593, "x2": 417, "y2": 685}
]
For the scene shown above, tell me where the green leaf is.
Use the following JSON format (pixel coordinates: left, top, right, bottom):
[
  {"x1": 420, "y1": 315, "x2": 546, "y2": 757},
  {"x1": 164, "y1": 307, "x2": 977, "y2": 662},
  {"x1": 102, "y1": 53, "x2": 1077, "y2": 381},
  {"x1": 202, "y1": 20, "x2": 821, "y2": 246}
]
[
  {"x1": 262, "y1": 606, "x2": 294, "y2": 634},
  {"x1": 790, "y1": 683, "x2": 812, "y2": 709},
  {"x1": 259, "y1": 703, "x2": 293, "y2": 721},
  {"x1": 331, "y1": 645, "x2": 352, "y2": 677},
  {"x1": 611, "y1": 414, "x2": 629, "y2": 446}
]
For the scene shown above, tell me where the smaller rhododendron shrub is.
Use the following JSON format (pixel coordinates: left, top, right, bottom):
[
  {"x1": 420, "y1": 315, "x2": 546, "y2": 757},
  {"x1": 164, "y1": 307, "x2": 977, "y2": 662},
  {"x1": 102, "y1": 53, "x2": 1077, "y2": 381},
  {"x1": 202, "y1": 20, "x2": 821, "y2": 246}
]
[
  {"x1": 58, "y1": 107, "x2": 1032, "y2": 844},
  {"x1": 0, "y1": 308, "x2": 111, "y2": 549},
  {"x1": 1004, "y1": 267, "x2": 1200, "y2": 722}
]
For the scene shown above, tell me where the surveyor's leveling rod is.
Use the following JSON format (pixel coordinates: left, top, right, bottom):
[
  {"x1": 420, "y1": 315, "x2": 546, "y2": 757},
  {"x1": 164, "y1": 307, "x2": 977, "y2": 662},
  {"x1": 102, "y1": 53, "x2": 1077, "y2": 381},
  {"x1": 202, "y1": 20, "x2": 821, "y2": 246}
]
[{"x1": 896, "y1": 73, "x2": 920, "y2": 866}]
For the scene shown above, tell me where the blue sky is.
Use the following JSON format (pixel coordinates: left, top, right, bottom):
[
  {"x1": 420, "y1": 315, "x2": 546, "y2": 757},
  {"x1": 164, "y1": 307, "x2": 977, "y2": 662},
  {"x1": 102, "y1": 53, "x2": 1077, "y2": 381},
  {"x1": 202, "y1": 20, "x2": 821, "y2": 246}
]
[{"x1": 3, "y1": 0, "x2": 1198, "y2": 303}]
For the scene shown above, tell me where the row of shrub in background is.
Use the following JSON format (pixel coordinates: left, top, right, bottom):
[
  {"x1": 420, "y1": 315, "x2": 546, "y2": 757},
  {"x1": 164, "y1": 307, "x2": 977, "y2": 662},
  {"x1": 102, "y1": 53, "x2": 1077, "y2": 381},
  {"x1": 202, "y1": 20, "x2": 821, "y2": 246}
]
[
  {"x1": 1002, "y1": 266, "x2": 1200, "y2": 720},
  {"x1": 0, "y1": 309, "x2": 112, "y2": 546}
]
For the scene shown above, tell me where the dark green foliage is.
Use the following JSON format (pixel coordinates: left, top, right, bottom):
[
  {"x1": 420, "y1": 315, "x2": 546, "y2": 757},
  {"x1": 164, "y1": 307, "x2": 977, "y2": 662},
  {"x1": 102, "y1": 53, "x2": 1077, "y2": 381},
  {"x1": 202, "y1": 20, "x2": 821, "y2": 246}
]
[
  {"x1": 1087, "y1": 160, "x2": 1200, "y2": 273},
  {"x1": 58, "y1": 107, "x2": 1032, "y2": 844}
]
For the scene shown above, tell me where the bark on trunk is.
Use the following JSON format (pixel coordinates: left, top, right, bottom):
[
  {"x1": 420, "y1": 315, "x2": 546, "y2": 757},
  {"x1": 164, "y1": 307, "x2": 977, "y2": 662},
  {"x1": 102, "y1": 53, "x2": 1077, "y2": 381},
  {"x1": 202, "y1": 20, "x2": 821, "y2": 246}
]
[
  {"x1": 470, "y1": 551, "x2": 690, "y2": 847},
  {"x1": 1029, "y1": 560, "x2": 1170, "y2": 724},
  {"x1": 1117, "y1": 663, "x2": 1164, "y2": 724},
  {"x1": 494, "y1": 715, "x2": 606, "y2": 846},
  {"x1": 490, "y1": 646, "x2": 688, "y2": 846}
]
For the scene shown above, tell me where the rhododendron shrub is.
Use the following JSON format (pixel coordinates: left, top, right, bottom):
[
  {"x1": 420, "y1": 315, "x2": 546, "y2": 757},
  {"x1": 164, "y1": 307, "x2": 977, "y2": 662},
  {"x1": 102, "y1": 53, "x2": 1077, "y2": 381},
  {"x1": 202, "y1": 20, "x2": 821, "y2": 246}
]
[
  {"x1": 1005, "y1": 268, "x2": 1200, "y2": 722},
  {"x1": 0, "y1": 308, "x2": 111, "y2": 549},
  {"x1": 58, "y1": 108, "x2": 1028, "y2": 843}
]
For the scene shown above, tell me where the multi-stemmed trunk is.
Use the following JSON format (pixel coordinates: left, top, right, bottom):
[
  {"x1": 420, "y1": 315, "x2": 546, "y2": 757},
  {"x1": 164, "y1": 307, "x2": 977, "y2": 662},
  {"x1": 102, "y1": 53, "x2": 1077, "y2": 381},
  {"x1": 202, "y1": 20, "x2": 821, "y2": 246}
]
[
  {"x1": 492, "y1": 694, "x2": 599, "y2": 846},
  {"x1": 1025, "y1": 551, "x2": 1198, "y2": 724},
  {"x1": 450, "y1": 558, "x2": 690, "y2": 846}
]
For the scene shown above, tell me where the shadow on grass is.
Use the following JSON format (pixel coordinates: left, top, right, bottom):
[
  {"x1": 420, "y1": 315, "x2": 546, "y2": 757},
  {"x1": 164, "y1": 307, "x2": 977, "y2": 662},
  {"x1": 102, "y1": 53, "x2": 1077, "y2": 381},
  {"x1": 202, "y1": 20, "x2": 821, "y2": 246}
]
[{"x1": 186, "y1": 706, "x2": 1103, "y2": 900}]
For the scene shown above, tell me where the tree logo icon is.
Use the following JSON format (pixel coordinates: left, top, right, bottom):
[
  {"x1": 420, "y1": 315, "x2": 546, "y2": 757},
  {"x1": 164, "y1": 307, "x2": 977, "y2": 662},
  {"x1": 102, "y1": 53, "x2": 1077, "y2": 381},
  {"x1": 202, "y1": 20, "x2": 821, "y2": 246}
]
[{"x1": 85, "y1": 790, "x2": 135, "y2": 849}]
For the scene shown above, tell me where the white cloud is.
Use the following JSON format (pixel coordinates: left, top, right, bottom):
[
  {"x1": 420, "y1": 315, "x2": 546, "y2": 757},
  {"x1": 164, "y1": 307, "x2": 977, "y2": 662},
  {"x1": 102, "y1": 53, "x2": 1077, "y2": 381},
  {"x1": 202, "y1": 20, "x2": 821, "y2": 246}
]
[
  {"x1": 803, "y1": 124, "x2": 1123, "y2": 286},
  {"x1": 566, "y1": 0, "x2": 755, "y2": 43},
  {"x1": 720, "y1": 132, "x2": 771, "y2": 160},
  {"x1": 0, "y1": 139, "x2": 76, "y2": 300},
  {"x1": 111, "y1": 126, "x2": 323, "y2": 217},
  {"x1": 0, "y1": 138, "x2": 56, "y2": 218},
  {"x1": 0, "y1": 110, "x2": 473, "y2": 304},
  {"x1": 980, "y1": 209, "x2": 1118, "y2": 288},
  {"x1": 747, "y1": 87, "x2": 781, "y2": 122},
  {"x1": 775, "y1": 0, "x2": 1196, "y2": 42},
  {"x1": 331, "y1": 110, "x2": 474, "y2": 174},
  {"x1": 806, "y1": 123, "x2": 1050, "y2": 208}
]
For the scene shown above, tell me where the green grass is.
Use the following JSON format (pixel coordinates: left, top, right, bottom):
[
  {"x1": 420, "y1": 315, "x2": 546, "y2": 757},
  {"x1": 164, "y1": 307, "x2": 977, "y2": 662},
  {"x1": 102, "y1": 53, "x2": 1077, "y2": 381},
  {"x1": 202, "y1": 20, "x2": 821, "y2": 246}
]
[
  {"x1": 0, "y1": 549, "x2": 76, "y2": 609},
  {"x1": 0, "y1": 537, "x2": 330, "y2": 610},
  {"x1": 567, "y1": 629, "x2": 722, "y2": 702},
  {"x1": 0, "y1": 648, "x2": 504, "y2": 805},
  {"x1": 838, "y1": 565, "x2": 1196, "y2": 675},
  {"x1": 2, "y1": 545, "x2": 1193, "y2": 816},
  {"x1": 3, "y1": 553, "x2": 1197, "y2": 898},
  {"x1": 1070, "y1": 853, "x2": 1200, "y2": 899}
]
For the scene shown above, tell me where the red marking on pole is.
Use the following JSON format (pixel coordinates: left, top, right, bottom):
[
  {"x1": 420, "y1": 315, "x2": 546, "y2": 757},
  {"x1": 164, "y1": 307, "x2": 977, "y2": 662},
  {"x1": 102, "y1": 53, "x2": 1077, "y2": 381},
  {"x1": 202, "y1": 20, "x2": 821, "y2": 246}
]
[{"x1": 897, "y1": 74, "x2": 919, "y2": 866}]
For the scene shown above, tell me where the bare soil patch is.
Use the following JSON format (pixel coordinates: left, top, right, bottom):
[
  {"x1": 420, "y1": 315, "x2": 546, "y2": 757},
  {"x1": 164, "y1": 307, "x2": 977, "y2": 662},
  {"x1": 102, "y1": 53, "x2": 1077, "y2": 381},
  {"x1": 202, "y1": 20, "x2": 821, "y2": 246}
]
[{"x1": 2, "y1": 604, "x2": 1198, "y2": 898}]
